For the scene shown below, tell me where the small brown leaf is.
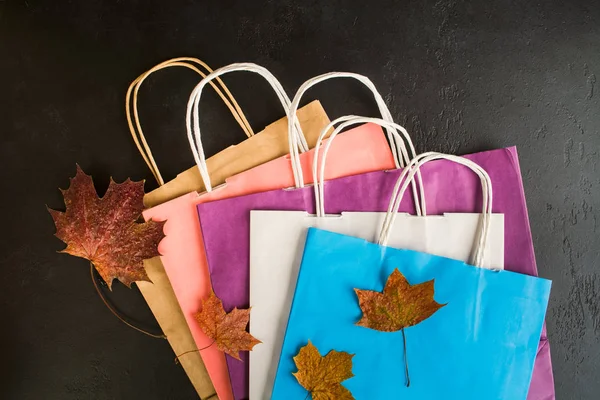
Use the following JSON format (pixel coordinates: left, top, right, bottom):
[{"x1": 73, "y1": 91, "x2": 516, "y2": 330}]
[
  {"x1": 48, "y1": 165, "x2": 165, "y2": 289},
  {"x1": 195, "y1": 290, "x2": 261, "y2": 360},
  {"x1": 355, "y1": 268, "x2": 445, "y2": 332},
  {"x1": 292, "y1": 341, "x2": 355, "y2": 400}
]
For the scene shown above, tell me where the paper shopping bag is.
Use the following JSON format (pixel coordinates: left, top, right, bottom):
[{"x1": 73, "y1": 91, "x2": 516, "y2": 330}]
[
  {"x1": 273, "y1": 227, "x2": 551, "y2": 399},
  {"x1": 129, "y1": 61, "x2": 327, "y2": 399},
  {"x1": 271, "y1": 152, "x2": 551, "y2": 399},
  {"x1": 198, "y1": 142, "x2": 555, "y2": 399},
  {"x1": 144, "y1": 66, "x2": 399, "y2": 400},
  {"x1": 248, "y1": 121, "x2": 505, "y2": 398},
  {"x1": 195, "y1": 72, "x2": 408, "y2": 399},
  {"x1": 141, "y1": 82, "x2": 331, "y2": 399},
  {"x1": 127, "y1": 57, "x2": 256, "y2": 399}
]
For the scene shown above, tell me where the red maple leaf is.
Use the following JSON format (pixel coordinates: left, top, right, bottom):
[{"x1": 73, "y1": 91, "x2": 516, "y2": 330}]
[{"x1": 48, "y1": 165, "x2": 165, "y2": 289}]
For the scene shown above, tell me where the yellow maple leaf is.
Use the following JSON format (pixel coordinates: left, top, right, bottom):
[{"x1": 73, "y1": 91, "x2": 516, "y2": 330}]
[{"x1": 292, "y1": 341, "x2": 355, "y2": 400}]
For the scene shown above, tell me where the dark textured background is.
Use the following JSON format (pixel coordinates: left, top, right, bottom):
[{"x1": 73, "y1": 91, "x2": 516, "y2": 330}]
[{"x1": 1, "y1": 0, "x2": 599, "y2": 399}]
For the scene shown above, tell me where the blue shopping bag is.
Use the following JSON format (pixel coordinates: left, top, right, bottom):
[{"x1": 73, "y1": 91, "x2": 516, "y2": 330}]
[{"x1": 272, "y1": 153, "x2": 551, "y2": 400}]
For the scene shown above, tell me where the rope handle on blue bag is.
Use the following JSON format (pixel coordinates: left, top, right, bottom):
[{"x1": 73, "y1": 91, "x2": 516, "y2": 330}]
[
  {"x1": 378, "y1": 152, "x2": 493, "y2": 268},
  {"x1": 185, "y1": 63, "x2": 307, "y2": 193}
]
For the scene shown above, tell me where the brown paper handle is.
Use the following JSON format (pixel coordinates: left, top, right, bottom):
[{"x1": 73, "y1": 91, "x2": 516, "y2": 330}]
[{"x1": 126, "y1": 57, "x2": 255, "y2": 186}]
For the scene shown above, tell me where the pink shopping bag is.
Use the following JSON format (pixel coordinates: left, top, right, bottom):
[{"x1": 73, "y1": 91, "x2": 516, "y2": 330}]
[
  {"x1": 198, "y1": 119, "x2": 555, "y2": 399},
  {"x1": 194, "y1": 70, "x2": 423, "y2": 397},
  {"x1": 144, "y1": 65, "x2": 399, "y2": 400}
]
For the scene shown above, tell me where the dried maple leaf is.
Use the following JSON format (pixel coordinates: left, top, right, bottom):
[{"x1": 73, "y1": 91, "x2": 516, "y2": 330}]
[
  {"x1": 195, "y1": 290, "x2": 261, "y2": 360},
  {"x1": 355, "y1": 268, "x2": 445, "y2": 332},
  {"x1": 292, "y1": 341, "x2": 355, "y2": 400},
  {"x1": 48, "y1": 165, "x2": 165, "y2": 290},
  {"x1": 354, "y1": 268, "x2": 445, "y2": 386}
]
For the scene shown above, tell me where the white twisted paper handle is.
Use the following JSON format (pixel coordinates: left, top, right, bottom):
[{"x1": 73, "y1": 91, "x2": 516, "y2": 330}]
[
  {"x1": 287, "y1": 72, "x2": 405, "y2": 189},
  {"x1": 378, "y1": 152, "x2": 493, "y2": 268},
  {"x1": 185, "y1": 63, "x2": 307, "y2": 192},
  {"x1": 312, "y1": 116, "x2": 426, "y2": 218}
]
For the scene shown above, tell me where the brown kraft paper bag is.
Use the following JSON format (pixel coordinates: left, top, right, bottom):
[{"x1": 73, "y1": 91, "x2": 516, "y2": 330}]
[{"x1": 127, "y1": 58, "x2": 331, "y2": 399}]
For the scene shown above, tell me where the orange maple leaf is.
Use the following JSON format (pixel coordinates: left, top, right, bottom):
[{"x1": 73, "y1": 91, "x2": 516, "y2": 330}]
[
  {"x1": 48, "y1": 165, "x2": 165, "y2": 290},
  {"x1": 354, "y1": 268, "x2": 445, "y2": 386},
  {"x1": 355, "y1": 268, "x2": 445, "y2": 332},
  {"x1": 293, "y1": 341, "x2": 355, "y2": 400},
  {"x1": 195, "y1": 290, "x2": 261, "y2": 360}
]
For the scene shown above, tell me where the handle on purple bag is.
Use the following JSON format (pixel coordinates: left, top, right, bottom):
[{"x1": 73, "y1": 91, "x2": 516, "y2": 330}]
[
  {"x1": 126, "y1": 57, "x2": 255, "y2": 186},
  {"x1": 287, "y1": 72, "x2": 404, "y2": 189},
  {"x1": 185, "y1": 63, "x2": 307, "y2": 193},
  {"x1": 312, "y1": 116, "x2": 426, "y2": 218},
  {"x1": 378, "y1": 152, "x2": 493, "y2": 268}
]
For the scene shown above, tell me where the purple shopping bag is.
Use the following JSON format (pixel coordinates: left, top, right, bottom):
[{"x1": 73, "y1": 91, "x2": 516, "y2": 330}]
[{"x1": 197, "y1": 143, "x2": 554, "y2": 399}]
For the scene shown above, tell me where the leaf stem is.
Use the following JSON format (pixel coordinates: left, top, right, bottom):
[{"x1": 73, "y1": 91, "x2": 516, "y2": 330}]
[
  {"x1": 402, "y1": 328, "x2": 410, "y2": 387},
  {"x1": 174, "y1": 341, "x2": 216, "y2": 364},
  {"x1": 90, "y1": 262, "x2": 166, "y2": 339}
]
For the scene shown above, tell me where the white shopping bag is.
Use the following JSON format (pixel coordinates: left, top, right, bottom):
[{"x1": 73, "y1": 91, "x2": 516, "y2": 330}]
[{"x1": 248, "y1": 117, "x2": 504, "y2": 399}]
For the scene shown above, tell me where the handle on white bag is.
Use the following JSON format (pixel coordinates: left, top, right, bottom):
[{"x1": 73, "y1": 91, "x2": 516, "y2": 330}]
[
  {"x1": 312, "y1": 116, "x2": 427, "y2": 218},
  {"x1": 377, "y1": 152, "x2": 493, "y2": 268},
  {"x1": 186, "y1": 63, "x2": 307, "y2": 193},
  {"x1": 287, "y1": 72, "x2": 406, "y2": 189},
  {"x1": 126, "y1": 57, "x2": 255, "y2": 186}
]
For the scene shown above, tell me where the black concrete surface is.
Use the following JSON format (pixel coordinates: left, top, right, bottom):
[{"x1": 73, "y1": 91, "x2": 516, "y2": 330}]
[{"x1": 1, "y1": 0, "x2": 598, "y2": 399}]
